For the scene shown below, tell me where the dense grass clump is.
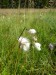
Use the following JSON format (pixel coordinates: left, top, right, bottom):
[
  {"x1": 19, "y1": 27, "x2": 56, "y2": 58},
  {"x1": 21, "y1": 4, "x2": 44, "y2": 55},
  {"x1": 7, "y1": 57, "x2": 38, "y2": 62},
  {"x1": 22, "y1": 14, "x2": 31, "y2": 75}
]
[{"x1": 0, "y1": 9, "x2": 56, "y2": 75}]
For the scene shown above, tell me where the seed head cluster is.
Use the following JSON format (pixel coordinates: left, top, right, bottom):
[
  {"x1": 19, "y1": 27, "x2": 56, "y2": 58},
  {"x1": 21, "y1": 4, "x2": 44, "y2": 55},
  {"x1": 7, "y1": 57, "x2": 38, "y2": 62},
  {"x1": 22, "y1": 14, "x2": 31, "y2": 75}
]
[{"x1": 18, "y1": 29, "x2": 41, "y2": 51}]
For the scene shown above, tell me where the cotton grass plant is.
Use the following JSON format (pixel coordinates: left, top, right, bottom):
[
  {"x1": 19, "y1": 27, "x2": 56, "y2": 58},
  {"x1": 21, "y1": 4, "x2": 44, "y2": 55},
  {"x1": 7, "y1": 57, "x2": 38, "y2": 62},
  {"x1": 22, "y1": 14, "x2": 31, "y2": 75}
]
[
  {"x1": 18, "y1": 36, "x2": 30, "y2": 51},
  {"x1": 18, "y1": 28, "x2": 42, "y2": 73},
  {"x1": 18, "y1": 28, "x2": 41, "y2": 52}
]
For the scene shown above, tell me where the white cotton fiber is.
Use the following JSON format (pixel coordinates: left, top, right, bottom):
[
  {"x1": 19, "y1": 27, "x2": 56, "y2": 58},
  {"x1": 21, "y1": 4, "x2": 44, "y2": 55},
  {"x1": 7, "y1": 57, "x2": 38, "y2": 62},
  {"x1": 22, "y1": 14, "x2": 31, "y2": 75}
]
[
  {"x1": 28, "y1": 29, "x2": 36, "y2": 34},
  {"x1": 18, "y1": 36, "x2": 30, "y2": 51},
  {"x1": 34, "y1": 42, "x2": 41, "y2": 51}
]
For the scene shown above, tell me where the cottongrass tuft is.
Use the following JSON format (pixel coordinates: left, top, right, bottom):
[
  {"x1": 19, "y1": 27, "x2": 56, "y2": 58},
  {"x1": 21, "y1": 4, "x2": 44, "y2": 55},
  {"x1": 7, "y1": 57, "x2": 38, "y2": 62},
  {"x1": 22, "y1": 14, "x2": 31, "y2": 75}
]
[
  {"x1": 18, "y1": 36, "x2": 30, "y2": 51},
  {"x1": 28, "y1": 29, "x2": 36, "y2": 34},
  {"x1": 34, "y1": 42, "x2": 41, "y2": 51}
]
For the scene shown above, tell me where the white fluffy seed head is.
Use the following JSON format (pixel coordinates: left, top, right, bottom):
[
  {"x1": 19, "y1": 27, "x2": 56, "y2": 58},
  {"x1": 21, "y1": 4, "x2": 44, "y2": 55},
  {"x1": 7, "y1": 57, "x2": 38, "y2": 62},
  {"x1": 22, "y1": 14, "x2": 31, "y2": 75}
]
[
  {"x1": 20, "y1": 43, "x2": 30, "y2": 51},
  {"x1": 18, "y1": 36, "x2": 29, "y2": 44},
  {"x1": 18, "y1": 36, "x2": 30, "y2": 51},
  {"x1": 28, "y1": 29, "x2": 36, "y2": 34},
  {"x1": 34, "y1": 42, "x2": 41, "y2": 51}
]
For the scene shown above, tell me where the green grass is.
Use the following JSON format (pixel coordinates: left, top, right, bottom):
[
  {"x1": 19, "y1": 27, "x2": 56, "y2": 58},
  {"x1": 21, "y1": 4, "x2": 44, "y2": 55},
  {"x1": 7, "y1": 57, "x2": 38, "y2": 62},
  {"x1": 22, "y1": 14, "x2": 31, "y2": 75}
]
[{"x1": 0, "y1": 9, "x2": 56, "y2": 75}]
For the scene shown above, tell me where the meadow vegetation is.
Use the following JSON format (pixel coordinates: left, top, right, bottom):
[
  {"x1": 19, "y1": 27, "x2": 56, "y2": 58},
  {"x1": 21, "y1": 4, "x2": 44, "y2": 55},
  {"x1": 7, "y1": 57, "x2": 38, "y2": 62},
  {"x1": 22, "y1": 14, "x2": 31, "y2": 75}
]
[{"x1": 0, "y1": 9, "x2": 56, "y2": 75}]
